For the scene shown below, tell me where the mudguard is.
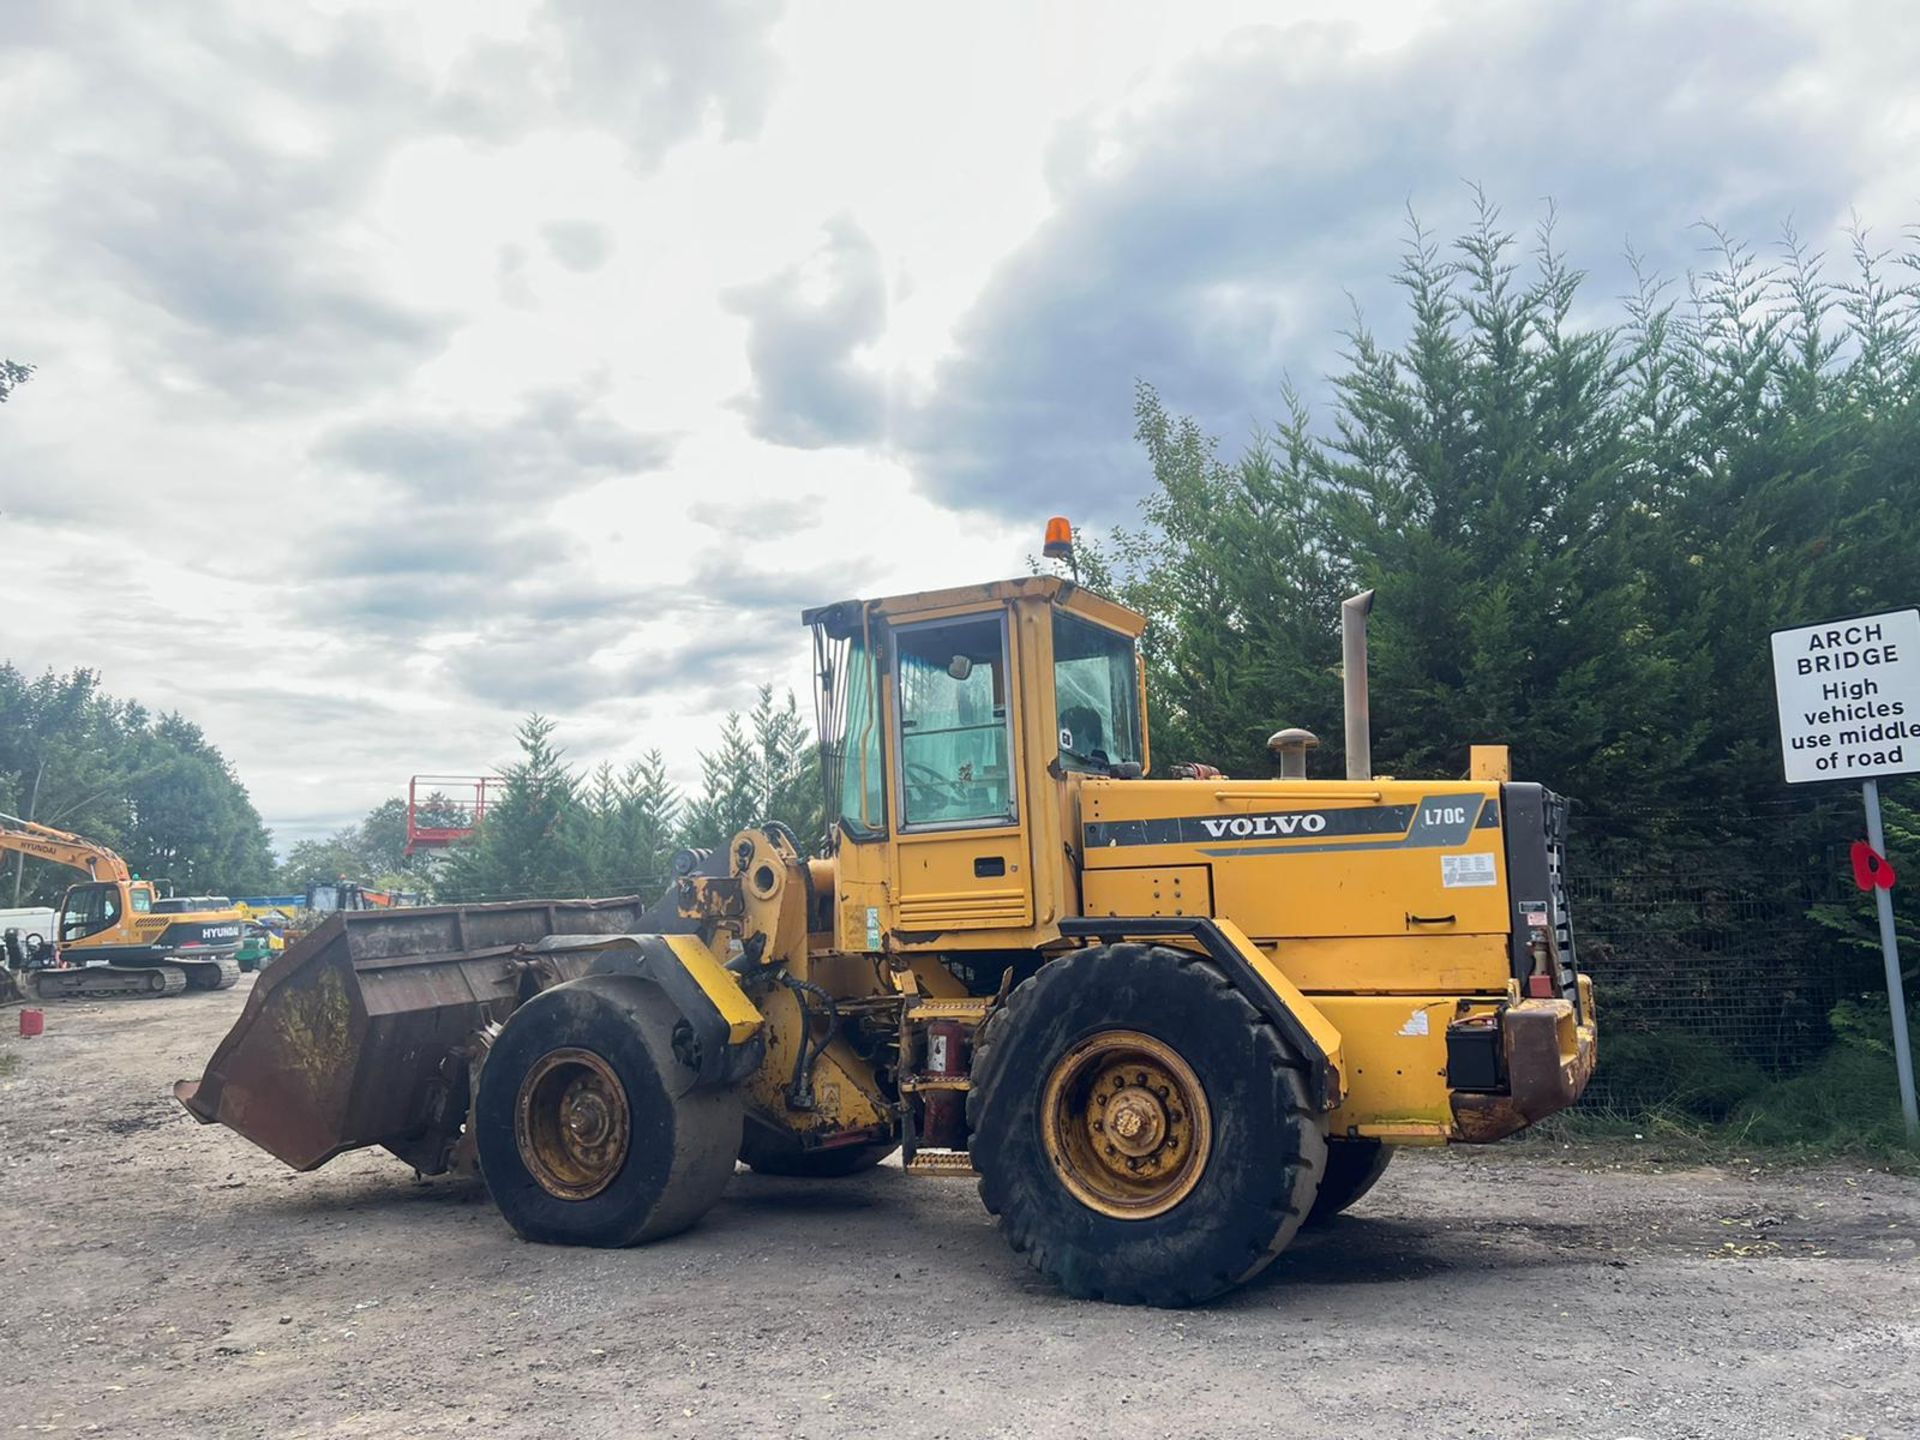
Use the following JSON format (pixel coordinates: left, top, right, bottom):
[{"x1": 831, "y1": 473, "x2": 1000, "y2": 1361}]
[{"x1": 1057, "y1": 915, "x2": 1347, "y2": 1110}]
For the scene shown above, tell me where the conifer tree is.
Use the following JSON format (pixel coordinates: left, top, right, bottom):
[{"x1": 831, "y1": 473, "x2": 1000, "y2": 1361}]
[{"x1": 439, "y1": 715, "x2": 580, "y2": 900}]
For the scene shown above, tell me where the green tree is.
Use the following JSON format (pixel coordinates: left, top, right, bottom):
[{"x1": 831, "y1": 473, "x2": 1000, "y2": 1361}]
[
  {"x1": 679, "y1": 711, "x2": 761, "y2": 853},
  {"x1": 1096, "y1": 197, "x2": 1920, "y2": 1085},
  {"x1": 1319, "y1": 204, "x2": 1683, "y2": 830},
  {"x1": 278, "y1": 794, "x2": 449, "y2": 893},
  {"x1": 278, "y1": 832, "x2": 368, "y2": 890},
  {"x1": 0, "y1": 358, "x2": 31, "y2": 404},
  {"x1": 357, "y1": 798, "x2": 415, "y2": 877},
  {"x1": 438, "y1": 716, "x2": 582, "y2": 900},
  {"x1": 571, "y1": 752, "x2": 682, "y2": 895},
  {"x1": 1079, "y1": 383, "x2": 1346, "y2": 776},
  {"x1": 0, "y1": 665, "x2": 274, "y2": 901},
  {"x1": 122, "y1": 713, "x2": 275, "y2": 893},
  {"x1": 678, "y1": 687, "x2": 822, "y2": 852}
]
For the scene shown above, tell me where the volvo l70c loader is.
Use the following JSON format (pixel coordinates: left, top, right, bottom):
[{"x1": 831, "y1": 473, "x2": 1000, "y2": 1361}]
[{"x1": 178, "y1": 553, "x2": 1595, "y2": 1305}]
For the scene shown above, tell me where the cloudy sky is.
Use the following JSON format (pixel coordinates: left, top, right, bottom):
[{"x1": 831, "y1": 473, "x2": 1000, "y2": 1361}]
[{"x1": 2, "y1": 0, "x2": 1914, "y2": 851}]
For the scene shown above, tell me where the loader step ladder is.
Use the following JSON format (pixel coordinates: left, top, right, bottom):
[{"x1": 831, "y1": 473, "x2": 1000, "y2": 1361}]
[{"x1": 901, "y1": 996, "x2": 993, "y2": 1176}]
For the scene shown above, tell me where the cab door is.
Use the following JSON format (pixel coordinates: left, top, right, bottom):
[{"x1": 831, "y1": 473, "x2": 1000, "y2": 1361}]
[
  {"x1": 886, "y1": 609, "x2": 1035, "y2": 934},
  {"x1": 58, "y1": 882, "x2": 123, "y2": 954}
]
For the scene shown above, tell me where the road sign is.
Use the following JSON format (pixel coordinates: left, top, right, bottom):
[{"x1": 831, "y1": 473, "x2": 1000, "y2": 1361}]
[
  {"x1": 1770, "y1": 608, "x2": 1920, "y2": 785},
  {"x1": 1773, "y1": 608, "x2": 1920, "y2": 1138}
]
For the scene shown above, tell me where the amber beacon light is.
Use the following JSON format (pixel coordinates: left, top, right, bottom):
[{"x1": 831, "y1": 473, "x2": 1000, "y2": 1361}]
[{"x1": 1043, "y1": 515, "x2": 1075, "y2": 566}]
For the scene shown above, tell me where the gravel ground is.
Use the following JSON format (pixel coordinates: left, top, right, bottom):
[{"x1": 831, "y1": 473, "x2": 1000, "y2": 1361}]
[{"x1": 2, "y1": 979, "x2": 1917, "y2": 1439}]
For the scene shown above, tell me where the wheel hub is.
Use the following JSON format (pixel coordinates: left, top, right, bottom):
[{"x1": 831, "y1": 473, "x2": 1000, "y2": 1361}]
[
  {"x1": 1041, "y1": 1030, "x2": 1211, "y2": 1219},
  {"x1": 515, "y1": 1047, "x2": 631, "y2": 1201},
  {"x1": 1104, "y1": 1086, "x2": 1167, "y2": 1156}
]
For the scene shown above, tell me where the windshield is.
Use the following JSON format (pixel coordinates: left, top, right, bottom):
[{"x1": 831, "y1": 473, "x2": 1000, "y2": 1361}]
[{"x1": 1052, "y1": 611, "x2": 1142, "y2": 773}]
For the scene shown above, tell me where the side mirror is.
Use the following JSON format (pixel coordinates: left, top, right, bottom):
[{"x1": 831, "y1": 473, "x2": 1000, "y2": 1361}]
[{"x1": 947, "y1": 655, "x2": 974, "y2": 681}]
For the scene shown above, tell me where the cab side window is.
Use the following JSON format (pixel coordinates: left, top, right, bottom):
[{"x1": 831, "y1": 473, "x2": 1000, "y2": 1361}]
[
  {"x1": 59, "y1": 883, "x2": 119, "y2": 942},
  {"x1": 893, "y1": 614, "x2": 1016, "y2": 828}
]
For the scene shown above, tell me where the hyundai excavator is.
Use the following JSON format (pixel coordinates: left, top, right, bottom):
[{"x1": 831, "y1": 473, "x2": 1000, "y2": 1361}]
[{"x1": 0, "y1": 813, "x2": 243, "y2": 998}]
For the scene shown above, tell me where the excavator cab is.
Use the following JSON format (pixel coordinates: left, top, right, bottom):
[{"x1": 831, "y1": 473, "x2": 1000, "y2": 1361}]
[{"x1": 58, "y1": 881, "x2": 126, "y2": 946}]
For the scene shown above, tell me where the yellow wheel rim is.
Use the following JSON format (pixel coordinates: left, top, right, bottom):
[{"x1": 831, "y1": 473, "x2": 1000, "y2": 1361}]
[
  {"x1": 1040, "y1": 1030, "x2": 1211, "y2": 1220},
  {"x1": 515, "y1": 1047, "x2": 631, "y2": 1200}
]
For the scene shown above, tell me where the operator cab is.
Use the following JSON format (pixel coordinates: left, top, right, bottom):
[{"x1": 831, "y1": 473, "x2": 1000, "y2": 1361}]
[
  {"x1": 59, "y1": 881, "x2": 124, "y2": 945},
  {"x1": 805, "y1": 570, "x2": 1148, "y2": 951}
]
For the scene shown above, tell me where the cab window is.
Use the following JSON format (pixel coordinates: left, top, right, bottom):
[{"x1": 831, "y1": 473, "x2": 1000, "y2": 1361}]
[
  {"x1": 1053, "y1": 611, "x2": 1143, "y2": 773},
  {"x1": 60, "y1": 883, "x2": 121, "y2": 943},
  {"x1": 831, "y1": 634, "x2": 887, "y2": 836},
  {"x1": 130, "y1": 887, "x2": 152, "y2": 914},
  {"x1": 893, "y1": 614, "x2": 1016, "y2": 828}
]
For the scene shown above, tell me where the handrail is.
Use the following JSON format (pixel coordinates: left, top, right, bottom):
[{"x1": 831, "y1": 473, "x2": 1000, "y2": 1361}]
[{"x1": 1211, "y1": 788, "x2": 1384, "y2": 803}]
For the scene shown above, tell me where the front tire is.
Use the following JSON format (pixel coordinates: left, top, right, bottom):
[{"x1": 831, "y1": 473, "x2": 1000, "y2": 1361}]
[
  {"x1": 968, "y1": 944, "x2": 1326, "y2": 1306},
  {"x1": 476, "y1": 975, "x2": 742, "y2": 1247}
]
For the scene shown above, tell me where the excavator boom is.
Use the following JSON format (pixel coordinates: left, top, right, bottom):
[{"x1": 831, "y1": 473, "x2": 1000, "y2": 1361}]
[{"x1": 0, "y1": 811, "x2": 134, "y2": 883}]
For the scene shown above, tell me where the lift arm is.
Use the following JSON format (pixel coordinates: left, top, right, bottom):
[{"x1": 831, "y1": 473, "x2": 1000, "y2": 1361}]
[{"x1": 0, "y1": 811, "x2": 135, "y2": 884}]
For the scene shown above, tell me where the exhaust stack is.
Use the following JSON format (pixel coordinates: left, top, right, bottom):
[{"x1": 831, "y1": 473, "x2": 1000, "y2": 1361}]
[
  {"x1": 1267, "y1": 728, "x2": 1319, "y2": 779},
  {"x1": 1341, "y1": 590, "x2": 1375, "y2": 781}
]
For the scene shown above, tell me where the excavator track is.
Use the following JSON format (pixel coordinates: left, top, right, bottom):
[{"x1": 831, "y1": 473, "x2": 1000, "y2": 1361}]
[
  {"x1": 181, "y1": 956, "x2": 242, "y2": 991},
  {"x1": 33, "y1": 964, "x2": 189, "y2": 1000}
]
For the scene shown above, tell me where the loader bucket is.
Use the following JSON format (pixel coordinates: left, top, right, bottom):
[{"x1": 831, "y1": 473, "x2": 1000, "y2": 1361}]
[{"x1": 174, "y1": 897, "x2": 652, "y2": 1173}]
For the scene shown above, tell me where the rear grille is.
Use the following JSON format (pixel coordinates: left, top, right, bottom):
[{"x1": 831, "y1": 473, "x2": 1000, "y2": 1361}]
[
  {"x1": 1501, "y1": 783, "x2": 1582, "y2": 1017},
  {"x1": 1543, "y1": 791, "x2": 1580, "y2": 1007}
]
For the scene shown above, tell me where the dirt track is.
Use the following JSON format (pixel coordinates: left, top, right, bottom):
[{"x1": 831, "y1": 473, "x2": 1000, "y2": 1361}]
[{"x1": 2, "y1": 980, "x2": 1917, "y2": 1439}]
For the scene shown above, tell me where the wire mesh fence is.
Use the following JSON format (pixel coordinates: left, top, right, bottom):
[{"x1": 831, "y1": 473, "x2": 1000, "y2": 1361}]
[{"x1": 1565, "y1": 796, "x2": 1879, "y2": 1105}]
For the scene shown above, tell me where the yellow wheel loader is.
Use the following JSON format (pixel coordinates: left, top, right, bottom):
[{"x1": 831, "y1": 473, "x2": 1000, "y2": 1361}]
[
  {"x1": 0, "y1": 814, "x2": 243, "y2": 998},
  {"x1": 177, "y1": 558, "x2": 1595, "y2": 1305}
]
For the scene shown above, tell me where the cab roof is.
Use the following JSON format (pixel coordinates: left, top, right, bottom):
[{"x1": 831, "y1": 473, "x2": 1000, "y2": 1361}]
[{"x1": 802, "y1": 575, "x2": 1147, "y2": 640}]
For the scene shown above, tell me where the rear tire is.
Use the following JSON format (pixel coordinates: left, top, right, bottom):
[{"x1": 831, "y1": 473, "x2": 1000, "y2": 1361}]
[
  {"x1": 739, "y1": 1119, "x2": 897, "y2": 1177},
  {"x1": 968, "y1": 944, "x2": 1326, "y2": 1307},
  {"x1": 476, "y1": 975, "x2": 742, "y2": 1247},
  {"x1": 1304, "y1": 1139, "x2": 1393, "y2": 1225}
]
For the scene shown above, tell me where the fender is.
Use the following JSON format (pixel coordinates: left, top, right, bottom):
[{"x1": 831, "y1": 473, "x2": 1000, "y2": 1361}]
[
  {"x1": 1056, "y1": 915, "x2": 1347, "y2": 1111},
  {"x1": 534, "y1": 933, "x2": 766, "y2": 1089}
]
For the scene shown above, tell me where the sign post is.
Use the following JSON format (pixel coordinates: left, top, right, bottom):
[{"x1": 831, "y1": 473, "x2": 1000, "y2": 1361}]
[{"x1": 1771, "y1": 608, "x2": 1920, "y2": 1139}]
